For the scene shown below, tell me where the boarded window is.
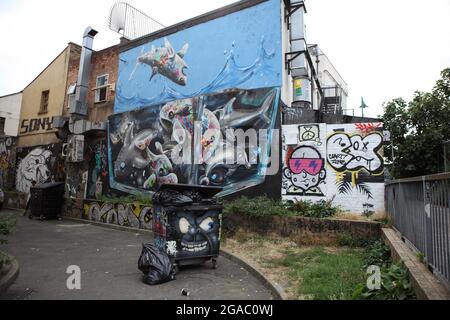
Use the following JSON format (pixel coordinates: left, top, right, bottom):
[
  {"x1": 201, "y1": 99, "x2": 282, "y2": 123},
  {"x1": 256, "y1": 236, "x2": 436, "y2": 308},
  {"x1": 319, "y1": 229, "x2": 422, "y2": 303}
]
[{"x1": 40, "y1": 90, "x2": 50, "y2": 113}]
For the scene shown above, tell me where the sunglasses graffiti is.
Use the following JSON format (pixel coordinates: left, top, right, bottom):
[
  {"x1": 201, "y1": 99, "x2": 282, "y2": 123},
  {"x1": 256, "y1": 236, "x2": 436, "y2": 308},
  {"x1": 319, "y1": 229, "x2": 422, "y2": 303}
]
[{"x1": 283, "y1": 146, "x2": 327, "y2": 196}]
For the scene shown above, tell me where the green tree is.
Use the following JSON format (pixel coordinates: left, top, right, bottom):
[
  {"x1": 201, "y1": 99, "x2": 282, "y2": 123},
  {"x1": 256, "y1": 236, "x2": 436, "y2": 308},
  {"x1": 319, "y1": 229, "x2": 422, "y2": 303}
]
[{"x1": 383, "y1": 68, "x2": 450, "y2": 179}]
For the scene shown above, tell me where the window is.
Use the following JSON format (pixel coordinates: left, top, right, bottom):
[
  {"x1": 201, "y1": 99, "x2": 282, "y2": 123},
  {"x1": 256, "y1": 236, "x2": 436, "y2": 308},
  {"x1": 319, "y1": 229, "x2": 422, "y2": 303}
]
[
  {"x1": 67, "y1": 83, "x2": 76, "y2": 109},
  {"x1": 95, "y1": 74, "x2": 109, "y2": 103},
  {"x1": 39, "y1": 90, "x2": 50, "y2": 114},
  {"x1": 0, "y1": 117, "x2": 5, "y2": 135},
  {"x1": 67, "y1": 94, "x2": 76, "y2": 109}
]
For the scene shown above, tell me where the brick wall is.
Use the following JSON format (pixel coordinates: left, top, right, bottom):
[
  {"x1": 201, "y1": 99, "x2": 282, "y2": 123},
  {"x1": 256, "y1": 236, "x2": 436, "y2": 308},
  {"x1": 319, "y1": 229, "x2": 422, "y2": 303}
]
[
  {"x1": 87, "y1": 46, "x2": 119, "y2": 123},
  {"x1": 63, "y1": 43, "x2": 81, "y2": 116},
  {"x1": 62, "y1": 43, "x2": 118, "y2": 123}
]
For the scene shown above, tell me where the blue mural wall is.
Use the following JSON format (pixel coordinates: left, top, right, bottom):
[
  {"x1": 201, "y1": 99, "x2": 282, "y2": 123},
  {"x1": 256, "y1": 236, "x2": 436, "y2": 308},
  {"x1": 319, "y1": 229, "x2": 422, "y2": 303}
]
[
  {"x1": 115, "y1": 0, "x2": 282, "y2": 113},
  {"x1": 110, "y1": 0, "x2": 282, "y2": 197}
]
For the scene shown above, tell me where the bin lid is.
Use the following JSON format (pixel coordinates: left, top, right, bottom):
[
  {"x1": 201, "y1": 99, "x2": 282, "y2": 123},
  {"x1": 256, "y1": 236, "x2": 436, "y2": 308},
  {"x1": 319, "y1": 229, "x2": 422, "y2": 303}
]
[{"x1": 157, "y1": 184, "x2": 222, "y2": 199}]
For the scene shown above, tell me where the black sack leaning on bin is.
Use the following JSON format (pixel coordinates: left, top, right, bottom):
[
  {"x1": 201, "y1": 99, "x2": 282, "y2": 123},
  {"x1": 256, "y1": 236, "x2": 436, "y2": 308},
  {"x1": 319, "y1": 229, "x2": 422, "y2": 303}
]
[{"x1": 138, "y1": 244, "x2": 176, "y2": 285}]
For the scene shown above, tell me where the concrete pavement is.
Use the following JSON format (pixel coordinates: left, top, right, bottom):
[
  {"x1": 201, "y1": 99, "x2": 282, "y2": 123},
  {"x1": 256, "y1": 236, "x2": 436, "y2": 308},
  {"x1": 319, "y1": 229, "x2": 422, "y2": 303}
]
[{"x1": 0, "y1": 209, "x2": 272, "y2": 300}]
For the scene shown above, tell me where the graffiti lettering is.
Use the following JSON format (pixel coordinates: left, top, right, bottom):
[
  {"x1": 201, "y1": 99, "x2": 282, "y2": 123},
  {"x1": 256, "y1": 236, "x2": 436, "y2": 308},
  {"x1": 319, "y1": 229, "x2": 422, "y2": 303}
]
[
  {"x1": 0, "y1": 137, "x2": 16, "y2": 189},
  {"x1": 326, "y1": 132, "x2": 383, "y2": 175},
  {"x1": 20, "y1": 117, "x2": 54, "y2": 134},
  {"x1": 83, "y1": 201, "x2": 152, "y2": 230}
]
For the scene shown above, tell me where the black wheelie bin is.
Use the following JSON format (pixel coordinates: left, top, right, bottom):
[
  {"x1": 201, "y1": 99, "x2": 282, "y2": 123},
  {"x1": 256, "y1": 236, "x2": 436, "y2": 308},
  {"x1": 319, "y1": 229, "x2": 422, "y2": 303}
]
[
  {"x1": 152, "y1": 184, "x2": 223, "y2": 273},
  {"x1": 29, "y1": 182, "x2": 65, "y2": 220}
]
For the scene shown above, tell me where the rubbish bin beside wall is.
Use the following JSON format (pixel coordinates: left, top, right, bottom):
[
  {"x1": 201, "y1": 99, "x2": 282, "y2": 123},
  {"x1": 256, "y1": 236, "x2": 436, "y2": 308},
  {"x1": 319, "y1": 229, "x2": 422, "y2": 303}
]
[
  {"x1": 152, "y1": 184, "x2": 223, "y2": 270},
  {"x1": 30, "y1": 182, "x2": 65, "y2": 220}
]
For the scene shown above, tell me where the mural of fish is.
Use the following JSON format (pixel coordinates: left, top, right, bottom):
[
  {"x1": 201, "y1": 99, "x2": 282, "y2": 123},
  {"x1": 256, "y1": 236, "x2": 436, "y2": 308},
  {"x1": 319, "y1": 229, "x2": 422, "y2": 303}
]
[
  {"x1": 130, "y1": 38, "x2": 189, "y2": 86},
  {"x1": 214, "y1": 89, "x2": 276, "y2": 128}
]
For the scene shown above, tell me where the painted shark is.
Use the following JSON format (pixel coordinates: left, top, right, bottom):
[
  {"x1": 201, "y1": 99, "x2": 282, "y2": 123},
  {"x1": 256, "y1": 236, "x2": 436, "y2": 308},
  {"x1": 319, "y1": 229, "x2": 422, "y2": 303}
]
[
  {"x1": 214, "y1": 90, "x2": 277, "y2": 128},
  {"x1": 112, "y1": 122, "x2": 157, "y2": 181},
  {"x1": 132, "y1": 38, "x2": 189, "y2": 86}
]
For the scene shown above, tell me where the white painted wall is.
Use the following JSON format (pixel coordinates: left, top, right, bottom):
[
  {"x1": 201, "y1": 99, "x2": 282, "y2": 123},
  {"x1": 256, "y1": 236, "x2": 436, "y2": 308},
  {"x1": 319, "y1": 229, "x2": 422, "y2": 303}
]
[
  {"x1": 282, "y1": 122, "x2": 385, "y2": 216},
  {"x1": 309, "y1": 45, "x2": 349, "y2": 111},
  {"x1": 0, "y1": 92, "x2": 22, "y2": 136}
]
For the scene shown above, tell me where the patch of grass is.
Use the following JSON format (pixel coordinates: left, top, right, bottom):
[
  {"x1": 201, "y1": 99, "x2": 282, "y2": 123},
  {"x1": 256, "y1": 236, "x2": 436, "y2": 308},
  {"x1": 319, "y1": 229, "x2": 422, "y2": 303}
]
[
  {"x1": 223, "y1": 196, "x2": 340, "y2": 218},
  {"x1": 269, "y1": 247, "x2": 365, "y2": 300},
  {"x1": 0, "y1": 215, "x2": 17, "y2": 269},
  {"x1": 0, "y1": 215, "x2": 16, "y2": 244}
]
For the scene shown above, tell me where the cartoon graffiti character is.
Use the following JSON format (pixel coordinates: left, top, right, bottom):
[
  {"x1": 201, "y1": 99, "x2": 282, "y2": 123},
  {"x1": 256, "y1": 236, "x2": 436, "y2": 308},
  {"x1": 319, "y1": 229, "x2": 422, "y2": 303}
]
[
  {"x1": 173, "y1": 211, "x2": 220, "y2": 258},
  {"x1": 283, "y1": 146, "x2": 326, "y2": 196},
  {"x1": 143, "y1": 142, "x2": 178, "y2": 189},
  {"x1": 326, "y1": 132, "x2": 383, "y2": 175},
  {"x1": 130, "y1": 38, "x2": 189, "y2": 86},
  {"x1": 16, "y1": 147, "x2": 52, "y2": 194},
  {"x1": 299, "y1": 124, "x2": 322, "y2": 146}
]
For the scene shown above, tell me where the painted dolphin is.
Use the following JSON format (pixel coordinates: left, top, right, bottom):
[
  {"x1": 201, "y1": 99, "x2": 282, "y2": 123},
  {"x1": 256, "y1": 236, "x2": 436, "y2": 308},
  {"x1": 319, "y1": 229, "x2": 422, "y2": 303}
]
[
  {"x1": 113, "y1": 122, "x2": 158, "y2": 181},
  {"x1": 130, "y1": 38, "x2": 189, "y2": 86},
  {"x1": 199, "y1": 141, "x2": 251, "y2": 186},
  {"x1": 214, "y1": 90, "x2": 277, "y2": 128}
]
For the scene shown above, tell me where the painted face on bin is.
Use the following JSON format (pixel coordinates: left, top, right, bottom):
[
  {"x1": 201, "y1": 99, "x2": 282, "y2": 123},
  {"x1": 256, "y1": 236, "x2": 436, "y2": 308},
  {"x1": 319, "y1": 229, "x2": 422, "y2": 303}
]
[{"x1": 174, "y1": 212, "x2": 219, "y2": 257}]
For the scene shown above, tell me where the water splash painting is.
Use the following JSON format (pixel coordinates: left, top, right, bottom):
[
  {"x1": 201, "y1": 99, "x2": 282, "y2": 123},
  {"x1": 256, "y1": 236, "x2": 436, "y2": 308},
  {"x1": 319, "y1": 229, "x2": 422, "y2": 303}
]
[{"x1": 115, "y1": 0, "x2": 282, "y2": 113}]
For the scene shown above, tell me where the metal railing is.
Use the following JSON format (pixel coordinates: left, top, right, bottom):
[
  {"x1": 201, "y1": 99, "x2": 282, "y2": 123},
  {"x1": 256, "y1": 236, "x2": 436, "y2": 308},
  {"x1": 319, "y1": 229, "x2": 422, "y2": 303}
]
[{"x1": 386, "y1": 173, "x2": 450, "y2": 286}]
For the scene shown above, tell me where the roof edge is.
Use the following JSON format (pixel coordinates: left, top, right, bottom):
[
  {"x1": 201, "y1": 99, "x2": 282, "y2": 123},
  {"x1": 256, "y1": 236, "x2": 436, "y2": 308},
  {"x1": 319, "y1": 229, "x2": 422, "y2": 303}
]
[{"x1": 0, "y1": 91, "x2": 23, "y2": 99}]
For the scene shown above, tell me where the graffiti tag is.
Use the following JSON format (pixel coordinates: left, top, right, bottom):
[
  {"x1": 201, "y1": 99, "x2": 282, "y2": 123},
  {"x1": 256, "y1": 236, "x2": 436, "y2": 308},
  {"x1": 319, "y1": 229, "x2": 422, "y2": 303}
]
[{"x1": 327, "y1": 132, "x2": 383, "y2": 175}]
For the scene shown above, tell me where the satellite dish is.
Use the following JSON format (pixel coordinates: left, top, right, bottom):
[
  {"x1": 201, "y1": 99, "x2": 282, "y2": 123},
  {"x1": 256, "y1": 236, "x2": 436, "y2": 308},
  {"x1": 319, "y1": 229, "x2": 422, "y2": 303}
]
[{"x1": 108, "y1": 2, "x2": 165, "y2": 40}]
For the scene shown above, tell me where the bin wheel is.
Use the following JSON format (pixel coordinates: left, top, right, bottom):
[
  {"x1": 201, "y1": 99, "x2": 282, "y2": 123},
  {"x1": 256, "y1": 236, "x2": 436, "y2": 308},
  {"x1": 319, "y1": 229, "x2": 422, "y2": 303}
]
[
  {"x1": 28, "y1": 214, "x2": 33, "y2": 220},
  {"x1": 39, "y1": 215, "x2": 45, "y2": 221},
  {"x1": 212, "y1": 258, "x2": 217, "y2": 269}
]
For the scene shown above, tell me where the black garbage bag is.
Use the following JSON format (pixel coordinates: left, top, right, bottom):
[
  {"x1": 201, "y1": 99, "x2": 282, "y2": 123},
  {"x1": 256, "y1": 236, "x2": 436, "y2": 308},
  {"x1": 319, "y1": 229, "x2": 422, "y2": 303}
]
[
  {"x1": 152, "y1": 190, "x2": 193, "y2": 206},
  {"x1": 138, "y1": 244, "x2": 176, "y2": 285}
]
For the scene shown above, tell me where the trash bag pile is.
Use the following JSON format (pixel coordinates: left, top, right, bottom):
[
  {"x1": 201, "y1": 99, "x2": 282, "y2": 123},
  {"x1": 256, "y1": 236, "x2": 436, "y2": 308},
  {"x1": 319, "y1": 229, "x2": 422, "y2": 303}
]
[
  {"x1": 138, "y1": 244, "x2": 176, "y2": 285},
  {"x1": 152, "y1": 189, "x2": 216, "y2": 206}
]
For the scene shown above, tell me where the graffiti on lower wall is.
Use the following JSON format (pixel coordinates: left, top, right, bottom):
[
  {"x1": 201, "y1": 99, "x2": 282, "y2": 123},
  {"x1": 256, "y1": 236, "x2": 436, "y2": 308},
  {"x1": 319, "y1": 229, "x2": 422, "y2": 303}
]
[
  {"x1": 0, "y1": 136, "x2": 17, "y2": 189},
  {"x1": 109, "y1": 87, "x2": 280, "y2": 197},
  {"x1": 282, "y1": 123, "x2": 385, "y2": 215},
  {"x1": 86, "y1": 138, "x2": 108, "y2": 199},
  {"x1": 83, "y1": 201, "x2": 152, "y2": 230},
  {"x1": 15, "y1": 143, "x2": 65, "y2": 194},
  {"x1": 282, "y1": 123, "x2": 327, "y2": 197}
]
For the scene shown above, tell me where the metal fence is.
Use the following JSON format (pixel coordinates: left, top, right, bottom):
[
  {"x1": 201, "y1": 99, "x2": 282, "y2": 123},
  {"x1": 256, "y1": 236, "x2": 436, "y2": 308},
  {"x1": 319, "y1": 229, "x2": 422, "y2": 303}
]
[{"x1": 386, "y1": 173, "x2": 450, "y2": 287}]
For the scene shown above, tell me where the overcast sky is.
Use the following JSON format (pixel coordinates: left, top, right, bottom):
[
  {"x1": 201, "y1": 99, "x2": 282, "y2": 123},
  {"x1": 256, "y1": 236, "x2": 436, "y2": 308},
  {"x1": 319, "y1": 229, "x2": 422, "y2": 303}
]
[{"x1": 0, "y1": 0, "x2": 449, "y2": 117}]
